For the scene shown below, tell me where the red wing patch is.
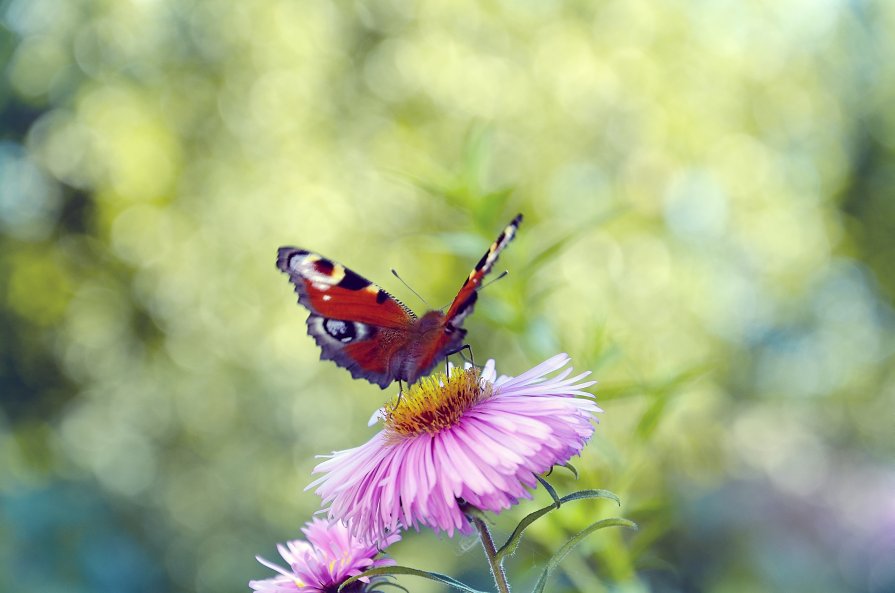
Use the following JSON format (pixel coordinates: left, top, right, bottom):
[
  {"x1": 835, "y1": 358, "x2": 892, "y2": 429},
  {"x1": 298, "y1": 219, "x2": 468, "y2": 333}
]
[{"x1": 277, "y1": 249, "x2": 416, "y2": 329}]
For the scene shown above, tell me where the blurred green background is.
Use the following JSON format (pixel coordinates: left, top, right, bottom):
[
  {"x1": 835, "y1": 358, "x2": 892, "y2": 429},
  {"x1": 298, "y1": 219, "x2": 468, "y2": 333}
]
[{"x1": 2, "y1": 0, "x2": 894, "y2": 592}]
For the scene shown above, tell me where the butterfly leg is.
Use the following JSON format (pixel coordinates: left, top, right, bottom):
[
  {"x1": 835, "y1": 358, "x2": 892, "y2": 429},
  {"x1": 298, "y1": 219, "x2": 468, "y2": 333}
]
[
  {"x1": 445, "y1": 344, "x2": 476, "y2": 374},
  {"x1": 461, "y1": 343, "x2": 476, "y2": 370},
  {"x1": 393, "y1": 380, "x2": 404, "y2": 410}
]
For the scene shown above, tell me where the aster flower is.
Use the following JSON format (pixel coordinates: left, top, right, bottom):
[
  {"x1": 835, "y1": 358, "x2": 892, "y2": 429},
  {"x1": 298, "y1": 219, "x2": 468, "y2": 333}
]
[
  {"x1": 249, "y1": 518, "x2": 399, "y2": 593},
  {"x1": 310, "y1": 353, "x2": 600, "y2": 542}
]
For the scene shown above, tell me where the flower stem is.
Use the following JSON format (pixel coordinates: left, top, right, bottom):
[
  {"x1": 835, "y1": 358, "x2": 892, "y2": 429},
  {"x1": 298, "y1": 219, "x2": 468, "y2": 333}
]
[{"x1": 470, "y1": 512, "x2": 511, "y2": 593}]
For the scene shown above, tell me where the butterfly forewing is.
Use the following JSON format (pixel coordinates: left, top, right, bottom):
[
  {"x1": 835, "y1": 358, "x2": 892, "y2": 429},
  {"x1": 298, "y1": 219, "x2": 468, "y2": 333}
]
[
  {"x1": 277, "y1": 248, "x2": 416, "y2": 328},
  {"x1": 443, "y1": 213, "x2": 523, "y2": 328}
]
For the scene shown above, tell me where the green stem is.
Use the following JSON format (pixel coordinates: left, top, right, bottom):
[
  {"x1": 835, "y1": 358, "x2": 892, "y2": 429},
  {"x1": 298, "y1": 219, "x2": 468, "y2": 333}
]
[{"x1": 469, "y1": 513, "x2": 511, "y2": 593}]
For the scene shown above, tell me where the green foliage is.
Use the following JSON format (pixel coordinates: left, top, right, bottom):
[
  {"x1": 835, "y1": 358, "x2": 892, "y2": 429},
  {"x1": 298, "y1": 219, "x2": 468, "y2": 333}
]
[
  {"x1": 496, "y1": 488, "x2": 622, "y2": 562},
  {"x1": 2, "y1": 0, "x2": 895, "y2": 592},
  {"x1": 531, "y1": 518, "x2": 639, "y2": 593},
  {"x1": 340, "y1": 566, "x2": 490, "y2": 593}
]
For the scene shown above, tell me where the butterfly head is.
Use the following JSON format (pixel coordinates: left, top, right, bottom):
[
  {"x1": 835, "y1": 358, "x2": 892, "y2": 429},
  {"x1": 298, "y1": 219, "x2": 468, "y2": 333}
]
[{"x1": 419, "y1": 309, "x2": 466, "y2": 340}]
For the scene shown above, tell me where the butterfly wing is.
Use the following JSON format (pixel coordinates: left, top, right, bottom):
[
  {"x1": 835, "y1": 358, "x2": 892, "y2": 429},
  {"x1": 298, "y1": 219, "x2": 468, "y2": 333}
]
[
  {"x1": 443, "y1": 213, "x2": 523, "y2": 328},
  {"x1": 402, "y1": 214, "x2": 523, "y2": 384},
  {"x1": 277, "y1": 247, "x2": 417, "y2": 388}
]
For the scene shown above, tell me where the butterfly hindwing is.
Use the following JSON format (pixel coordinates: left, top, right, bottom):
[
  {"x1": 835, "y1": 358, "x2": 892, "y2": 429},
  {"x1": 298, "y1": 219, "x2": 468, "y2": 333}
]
[
  {"x1": 304, "y1": 314, "x2": 408, "y2": 388},
  {"x1": 277, "y1": 248, "x2": 416, "y2": 387}
]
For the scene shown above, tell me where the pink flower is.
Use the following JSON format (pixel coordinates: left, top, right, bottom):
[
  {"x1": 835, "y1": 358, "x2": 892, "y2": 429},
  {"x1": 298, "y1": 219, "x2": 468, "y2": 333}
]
[
  {"x1": 310, "y1": 354, "x2": 600, "y2": 542},
  {"x1": 249, "y1": 518, "x2": 399, "y2": 593}
]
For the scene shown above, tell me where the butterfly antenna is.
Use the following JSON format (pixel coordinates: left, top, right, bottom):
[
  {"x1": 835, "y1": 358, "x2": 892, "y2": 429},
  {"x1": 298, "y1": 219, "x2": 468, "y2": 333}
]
[
  {"x1": 391, "y1": 269, "x2": 430, "y2": 307},
  {"x1": 436, "y1": 272, "x2": 511, "y2": 311},
  {"x1": 480, "y1": 270, "x2": 509, "y2": 291}
]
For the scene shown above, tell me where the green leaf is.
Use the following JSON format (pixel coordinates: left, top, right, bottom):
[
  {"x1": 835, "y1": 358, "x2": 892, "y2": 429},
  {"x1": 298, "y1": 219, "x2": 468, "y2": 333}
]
[
  {"x1": 525, "y1": 206, "x2": 627, "y2": 278},
  {"x1": 495, "y1": 489, "x2": 622, "y2": 561},
  {"x1": 636, "y1": 394, "x2": 668, "y2": 439},
  {"x1": 496, "y1": 503, "x2": 557, "y2": 561},
  {"x1": 339, "y1": 566, "x2": 490, "y2": 593},
  {"x1": 636, "y1": 364, "x2": 711, "y2": 440},
  {"x1": 559, "y1": 462, "x2": 579, "y2": 480},
  {"x1": 593, "y1": 381, "x2": 647, "y2": 401},
  {"x1": 543, "y1": 462, "x2": 577, "y2": 480},
  {"x1": 474, "y1": 187, "x2": 515, "y2": 229},
  {"x1": 530, "y1": 518, "x2": 639, "y2": 593},
  {"x1": 598, "y1": 362, "x2": 711, "y2": 404},
  {"x1": 557, "y1": 489, "x2": 620, "y2": 506},
  {"x1": 459, "y1": 123, "x2": 492, "y2": 192},
  {"x1": 535, "y1": 474, "x2": 561, "y2": 507},
  {"x1": 526, "y1": 233, "x2": 580, "y2": 279},
  {"x1": 370, "y1": 581, "x2": 410, "y2": 593}
]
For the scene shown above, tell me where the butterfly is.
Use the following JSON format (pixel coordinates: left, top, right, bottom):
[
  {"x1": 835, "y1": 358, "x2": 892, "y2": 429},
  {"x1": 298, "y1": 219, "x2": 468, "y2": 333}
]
[{"x1": 276, "y1": 214, "x2": 522, "y2": 389}]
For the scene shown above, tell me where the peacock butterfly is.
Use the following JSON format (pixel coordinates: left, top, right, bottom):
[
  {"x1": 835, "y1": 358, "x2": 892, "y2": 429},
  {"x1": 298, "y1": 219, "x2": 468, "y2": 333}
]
[{"x1": 277, "y1": 214, "x2": 522, "y2": 388}]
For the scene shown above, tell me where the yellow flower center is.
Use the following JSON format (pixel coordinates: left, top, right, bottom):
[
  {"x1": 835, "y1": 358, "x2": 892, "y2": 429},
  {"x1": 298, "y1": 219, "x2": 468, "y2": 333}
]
[{"x1": 384, "y1": 369, "x2": 491, "y2": 439}]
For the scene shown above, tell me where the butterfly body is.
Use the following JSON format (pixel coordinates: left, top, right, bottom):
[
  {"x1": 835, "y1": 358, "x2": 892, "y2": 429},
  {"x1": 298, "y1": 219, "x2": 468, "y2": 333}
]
[{"x1": 277, "y1": 215, "x2": 521, "y2": 388}]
